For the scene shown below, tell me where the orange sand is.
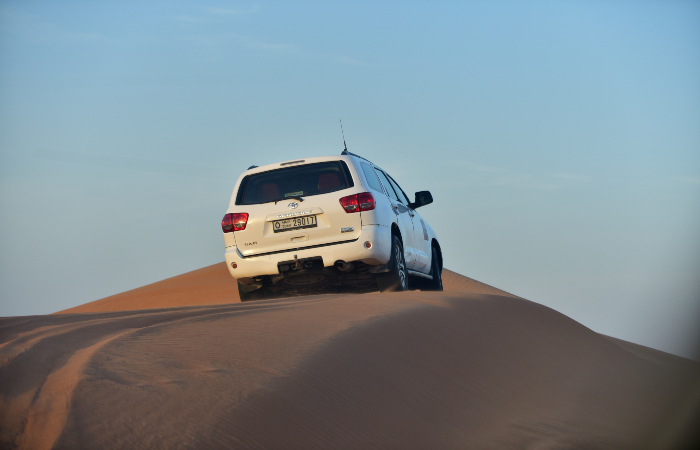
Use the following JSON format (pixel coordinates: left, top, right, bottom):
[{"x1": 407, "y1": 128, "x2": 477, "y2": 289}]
[
  {"x1": 55, "y1": 263, "x2": 520, "y2": 314},
  {"x1": 1, "y1": 265, "x2": 698, "y2": 449}
]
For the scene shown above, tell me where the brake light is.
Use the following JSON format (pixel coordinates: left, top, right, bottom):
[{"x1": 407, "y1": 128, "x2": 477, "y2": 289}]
[
  {"x1": 222, "y1": 213, "x2": 248, "y2": 232},
  {"x1": 340, "y1": 195, "x2": 359, "y2": 213},
  {"x1": 339, "y1": 192, "x2": 375, "y2": 213},
  {"x1": 358, "y1": 192, "x2": 376, "y2": 211}
]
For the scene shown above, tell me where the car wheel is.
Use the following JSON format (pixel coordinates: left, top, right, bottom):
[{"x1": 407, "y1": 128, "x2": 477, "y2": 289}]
[
  {"x1": 420, "y1": 246, "x2": 443, "y2": 291},
  {"x1": 238, "y1": 282, "x2": 267, "y2": 302},
  {"x1": 377, "y1": 235, "x2": 408, "y2": 292}
]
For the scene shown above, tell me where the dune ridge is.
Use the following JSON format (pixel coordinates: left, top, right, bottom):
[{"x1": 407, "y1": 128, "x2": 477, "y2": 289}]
[
  {"x1": 55, "y1": 262, "x2": 520, "y2": 314},
  {"x1": 1, "y1": 266, "x2": 698, "y2": 449}
]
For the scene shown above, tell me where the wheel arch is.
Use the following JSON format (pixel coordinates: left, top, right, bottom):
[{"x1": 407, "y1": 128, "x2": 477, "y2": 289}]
[
  {"x1": 391, "y1": 222, "x2": 402, "y2": 245},
  {"x1": 431, "y1": 238, "x2": 443, "y2": 272}
]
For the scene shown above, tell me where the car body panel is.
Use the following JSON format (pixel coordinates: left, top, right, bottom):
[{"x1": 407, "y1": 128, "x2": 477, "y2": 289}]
[
  {"x1": 225, "y1": 223, "x2": 392, "y2": 279},
  {"x1": 226, "y1": 156, "x2": 364, "y2": 258},
  {"x1": 222, "y1": 153, "x2": 439, "y2": 285}
]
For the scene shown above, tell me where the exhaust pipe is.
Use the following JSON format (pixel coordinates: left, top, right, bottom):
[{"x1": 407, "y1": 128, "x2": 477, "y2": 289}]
[{"x1": 335, "y1": 261, "x2": 355, "y2": 272}]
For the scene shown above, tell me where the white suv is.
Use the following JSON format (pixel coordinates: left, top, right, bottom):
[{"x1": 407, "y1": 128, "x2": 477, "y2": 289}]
[{"x1": 221, "y1": 150, "x2": 442, "y2": 301}]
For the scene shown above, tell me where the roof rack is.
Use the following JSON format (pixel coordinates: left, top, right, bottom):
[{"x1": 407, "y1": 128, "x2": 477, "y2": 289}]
[{"x1": 341, "y1": 149, "x2": 372, "y2": 164}]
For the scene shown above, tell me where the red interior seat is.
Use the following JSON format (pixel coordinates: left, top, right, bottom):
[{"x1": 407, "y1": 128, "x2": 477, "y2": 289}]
[
  {"x1": 318, "y1": 173, "x2": 341, "y2": 193},
  {"x1": 261, "y1": 183, "x2": 280, "y2": 202}
]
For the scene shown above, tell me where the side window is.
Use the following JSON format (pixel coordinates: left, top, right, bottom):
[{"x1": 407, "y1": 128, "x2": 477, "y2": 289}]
[
  {"x1": 360, "y1": 162, "x2": 384, "y2": 194},
  {"x1": 374, "y1": 169, "x2": 400, "y2": 202},
  {"x1": 387, "y1": 174, "x2": 411, "y2": 205}
]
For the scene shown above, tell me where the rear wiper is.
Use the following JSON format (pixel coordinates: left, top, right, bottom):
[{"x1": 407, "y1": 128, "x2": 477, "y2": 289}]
[{"x1": 271, "y1": 196, "x2": 305, "y2": 204}]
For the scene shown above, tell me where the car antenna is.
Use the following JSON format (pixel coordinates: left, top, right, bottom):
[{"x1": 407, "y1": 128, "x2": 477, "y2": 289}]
[
  {"x1": 340, "y1": 119, "x2": 348, "y2": 153},
  {"x1": 339, "y1": 120, "x2": 372, "y2": 162}
]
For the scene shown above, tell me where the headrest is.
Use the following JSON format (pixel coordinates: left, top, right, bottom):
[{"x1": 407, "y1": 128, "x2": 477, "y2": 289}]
[
  {"x1": 318, "y1": 173, "x2": 341, "y2": 193},
  {"x1": 261, "y1": 183, "x2": 280, "y2": 202}
]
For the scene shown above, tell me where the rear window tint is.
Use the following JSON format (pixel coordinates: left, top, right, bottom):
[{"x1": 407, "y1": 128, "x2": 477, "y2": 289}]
[
  {"x1": 386, "y1": 174, "x2": 411, "y2": 205},
  {"x1": 374, "y1": 169, "x2": 400, "y2": 202},
  {"x1": 360, "y1": 162, "x2": 384, "y2": 194},
  {"x1": 236, "y1": 161, "x2": 354, "y2": 205}
]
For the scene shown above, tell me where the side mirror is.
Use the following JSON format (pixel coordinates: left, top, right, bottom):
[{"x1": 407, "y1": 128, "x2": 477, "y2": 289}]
[{"x1": 410, "y1": 191, "x2": 433, "y2": 209}]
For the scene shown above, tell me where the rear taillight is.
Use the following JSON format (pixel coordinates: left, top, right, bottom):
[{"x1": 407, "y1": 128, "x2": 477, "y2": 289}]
[
  {"x1": 222, "y1": 213, "x2": 248, "y2": 232},
  {"x1": 339, "y1": 192, "x2": 376, "y2": 213},
  {"x1": 358, "y1": 192, "x2": 376, "y2": 211},
  {"x1": 339, "y1": 195, "x2": 359, "y2": 213}
]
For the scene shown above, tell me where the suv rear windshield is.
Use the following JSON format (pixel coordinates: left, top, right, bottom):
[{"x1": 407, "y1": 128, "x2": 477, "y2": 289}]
[{"x1": 236, "y1": 161, "x2": 354, "y2": 205}]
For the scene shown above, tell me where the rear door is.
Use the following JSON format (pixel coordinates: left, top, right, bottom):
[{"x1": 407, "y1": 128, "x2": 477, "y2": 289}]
[
  {"x1": 231, "y1": 161, "x2": 363, "y2": 257},
  {"x1": 373, "y1": 168, "x2": 418, "y2": 270},
  {"x1": 385, "y1": 173, "x2": 430, "y2": 273}
]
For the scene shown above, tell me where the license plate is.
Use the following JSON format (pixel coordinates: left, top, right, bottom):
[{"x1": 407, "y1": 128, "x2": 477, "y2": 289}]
[{"x1": 273, "y1": 215, "x2": 317, "y2": 233}]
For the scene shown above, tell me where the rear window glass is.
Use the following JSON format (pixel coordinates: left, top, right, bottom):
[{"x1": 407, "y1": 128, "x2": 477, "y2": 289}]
[
  {"x1": 386, "y1": 174, "x2": 411, "y2": 205},
  {"x1": 236, "y1": 161, "x2": 354, "y2": 205},
  {"x1": 374, "y1": 169, "x2": 400, "y2": 202},
  {"x1": 360, "y1": 162, "x2": 384, "y2": 194}
]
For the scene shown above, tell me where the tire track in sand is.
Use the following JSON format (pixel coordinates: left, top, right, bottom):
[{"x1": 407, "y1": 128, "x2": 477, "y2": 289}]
[
  {"x1": 4, "y1": 297, "x2": 336, "y2": 449},
  {"x1": 16, "y1": 331, "x2": 128, "y2": 450}
]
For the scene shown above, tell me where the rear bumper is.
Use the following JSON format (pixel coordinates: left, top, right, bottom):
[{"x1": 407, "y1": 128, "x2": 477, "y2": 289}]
[{"x1": 224, "y1": 224, "x2": 392, "y2": 279}]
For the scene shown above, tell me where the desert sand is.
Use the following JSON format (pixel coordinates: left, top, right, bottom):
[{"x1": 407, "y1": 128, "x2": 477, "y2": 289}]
[
  {"x1": 1, "y1": 264, "x2": 698, "y2": 449},
  {"x1": 55, "y1": 263, "x2": 520, "y2": 314}
]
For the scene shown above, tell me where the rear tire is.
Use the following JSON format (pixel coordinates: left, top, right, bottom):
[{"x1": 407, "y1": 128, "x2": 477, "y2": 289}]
[
  {"x1": 376, "y1": 235, "x2": 408, "y2": 292},
  {"x1": 238, "y1": 282, "x2": 267, "y2": 302},
  {"x1": 421, "y1": 246, "x2": 443, "y2": 291}
]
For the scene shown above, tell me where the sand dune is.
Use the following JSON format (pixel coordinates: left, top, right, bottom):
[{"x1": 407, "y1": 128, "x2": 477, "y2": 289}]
[
  {"x1": 55, "y1": 263, "x2": 519, "y2": 314},
  {"x1": 56, "y1": 263, "x2": 242, "y2": 314},
  {"x1": 2, "y1": 267, "x2": 699, "y2": 449}
]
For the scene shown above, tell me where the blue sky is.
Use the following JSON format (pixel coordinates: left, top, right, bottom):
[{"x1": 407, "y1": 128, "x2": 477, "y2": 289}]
[{"x1": 1, "y1": 1, "x2": 699, "y2": 358}]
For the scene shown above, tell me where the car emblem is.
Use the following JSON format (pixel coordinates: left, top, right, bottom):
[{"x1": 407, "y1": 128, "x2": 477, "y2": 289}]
[{"x1": 288, "y1": 202, "x2": 299, "y2": 209}]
